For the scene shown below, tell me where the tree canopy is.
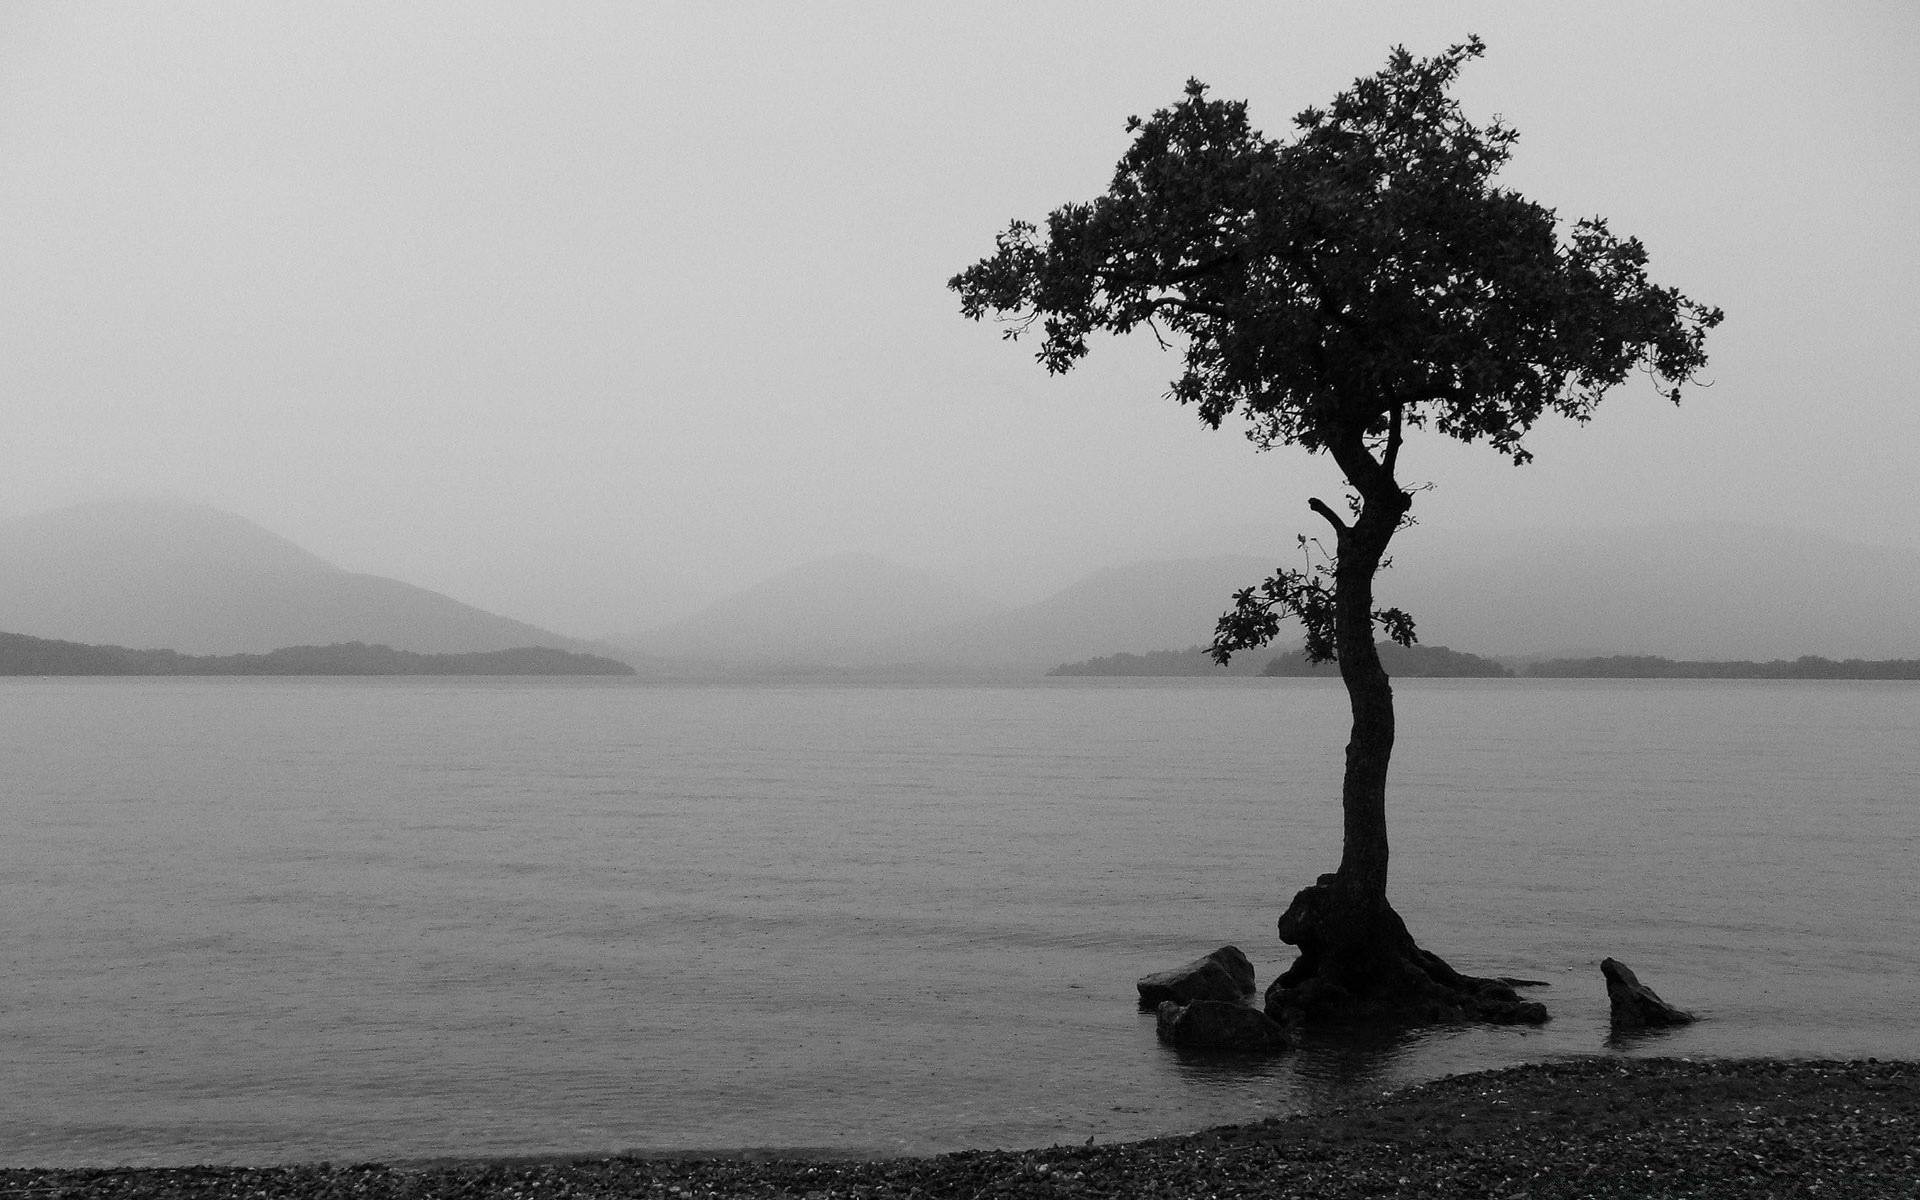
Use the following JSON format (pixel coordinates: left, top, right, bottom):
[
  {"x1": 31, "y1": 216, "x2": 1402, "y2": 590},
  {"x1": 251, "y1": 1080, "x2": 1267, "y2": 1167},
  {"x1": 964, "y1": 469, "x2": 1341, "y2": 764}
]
[{"x1": 953, "y1": 37, "x2": 1720, "y2": 471}]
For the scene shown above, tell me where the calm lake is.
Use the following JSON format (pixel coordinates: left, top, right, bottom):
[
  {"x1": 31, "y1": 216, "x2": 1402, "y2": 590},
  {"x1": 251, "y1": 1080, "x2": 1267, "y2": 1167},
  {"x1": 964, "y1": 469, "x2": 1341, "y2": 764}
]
[{"x1": 3, "y1": 676, "x2": 1916, "y2": 1165}]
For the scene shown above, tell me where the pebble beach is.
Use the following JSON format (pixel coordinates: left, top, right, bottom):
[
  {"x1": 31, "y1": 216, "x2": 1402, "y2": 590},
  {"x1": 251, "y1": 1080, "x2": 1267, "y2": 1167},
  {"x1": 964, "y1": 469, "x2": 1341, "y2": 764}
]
[{"x1": 7, "y1": 1057, "x2": 1914, "y2": 1199}]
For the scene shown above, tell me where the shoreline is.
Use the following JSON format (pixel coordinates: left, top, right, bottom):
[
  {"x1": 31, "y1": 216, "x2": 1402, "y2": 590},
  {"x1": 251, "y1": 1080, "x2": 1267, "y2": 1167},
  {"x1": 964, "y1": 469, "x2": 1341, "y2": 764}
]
[{"x1": 7, "y1": 1056, "x2": 1915, "y2": 1197}]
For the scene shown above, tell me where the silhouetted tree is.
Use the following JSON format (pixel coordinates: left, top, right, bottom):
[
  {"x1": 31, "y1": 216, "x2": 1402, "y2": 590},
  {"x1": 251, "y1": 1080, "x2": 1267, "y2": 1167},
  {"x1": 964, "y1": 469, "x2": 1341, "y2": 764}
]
[{"x1": 951, "y1": 38, "x2": 1720, "y2": 1026}]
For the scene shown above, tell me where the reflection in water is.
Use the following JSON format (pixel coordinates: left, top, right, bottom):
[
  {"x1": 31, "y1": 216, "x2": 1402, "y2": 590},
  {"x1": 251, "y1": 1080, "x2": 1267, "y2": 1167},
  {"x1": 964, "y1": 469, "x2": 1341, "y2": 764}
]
[
  {"x1": 1162, "y1": 1022, "x2": 1439, "y2": 1111},
  {"x1": 1604, "y1": 1021, "x2": 1699, "y2": 1052},
  {"x1": 1164, "y1": 1017, "x2": 1590, "y2": 1121},
  {"x1": 1286, "y1": 1026, "x2": 1435, "y2": 1104}
]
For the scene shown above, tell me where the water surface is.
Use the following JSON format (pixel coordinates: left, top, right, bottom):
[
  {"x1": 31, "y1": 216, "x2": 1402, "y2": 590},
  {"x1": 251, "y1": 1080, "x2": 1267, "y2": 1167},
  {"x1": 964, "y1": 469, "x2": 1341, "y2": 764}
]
[{"x1": 3, "y1": 677, "x2": 1914, "y2": 1164}]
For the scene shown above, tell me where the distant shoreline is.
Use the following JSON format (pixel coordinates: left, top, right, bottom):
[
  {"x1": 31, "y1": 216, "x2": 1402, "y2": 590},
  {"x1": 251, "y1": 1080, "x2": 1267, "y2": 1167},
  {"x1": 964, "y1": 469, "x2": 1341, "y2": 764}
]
[
  {"x1": 1521, "y1": 653, "x2": 1920, "y2": 679},
  {"x1": 1050, "y1": 643, "x2": 1512, "y2": 678},
  {"x1": 0, "y1": 631, "x2": 635, "y2": 676},
  {"x1": 1052, "y1": 644, "x2": 1920, "y2": 681},
  {"x1": 5, "y1": 1058, "x2": 1912, "y2": 1194}
]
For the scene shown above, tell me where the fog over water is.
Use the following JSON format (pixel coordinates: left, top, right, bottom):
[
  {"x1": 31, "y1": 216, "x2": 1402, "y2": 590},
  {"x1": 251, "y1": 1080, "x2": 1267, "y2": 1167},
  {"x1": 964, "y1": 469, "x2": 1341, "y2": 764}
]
[{"x1": 2, "y1": 4, "x2": 1916, "y2": 637}]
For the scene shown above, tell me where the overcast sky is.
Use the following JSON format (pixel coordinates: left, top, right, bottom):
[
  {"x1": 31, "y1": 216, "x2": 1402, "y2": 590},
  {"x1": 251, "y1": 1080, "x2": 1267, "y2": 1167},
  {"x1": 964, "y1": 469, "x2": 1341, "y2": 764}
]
[{"x1": 2, "y1": 3, "x2": 1915, "y2": 635}]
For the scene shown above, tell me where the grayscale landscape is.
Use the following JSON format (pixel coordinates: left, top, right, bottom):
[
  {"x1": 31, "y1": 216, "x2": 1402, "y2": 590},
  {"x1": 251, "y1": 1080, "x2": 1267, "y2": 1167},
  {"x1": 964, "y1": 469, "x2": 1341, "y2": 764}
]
[{"x1": 4, "y1": 4, "x2": 1918, "y2": 1194}]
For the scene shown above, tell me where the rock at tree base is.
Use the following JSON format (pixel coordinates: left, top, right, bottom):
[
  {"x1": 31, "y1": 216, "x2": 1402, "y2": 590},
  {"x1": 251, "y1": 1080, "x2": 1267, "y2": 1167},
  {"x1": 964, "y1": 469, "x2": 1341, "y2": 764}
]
[
  {"x1": 1136, "y1": 945, "x2": 1256, "y2": 1007},
  {"x1": 1156, "y1": 1000, "x2": 1290, "y2": 1051},
  {"x1": 1602, "y1": 957, "x2": 1696, "y2": 1028},
  {"x1": 1261, "y1": 876, "x2": 1550, "y2": 1027}
]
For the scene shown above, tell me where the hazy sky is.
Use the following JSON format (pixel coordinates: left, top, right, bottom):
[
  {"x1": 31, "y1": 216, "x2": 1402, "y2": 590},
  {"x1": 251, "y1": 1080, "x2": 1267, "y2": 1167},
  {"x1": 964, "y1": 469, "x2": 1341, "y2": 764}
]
[{"x1": 3, "y1": 3, "x2": 1915, "y2": 635}]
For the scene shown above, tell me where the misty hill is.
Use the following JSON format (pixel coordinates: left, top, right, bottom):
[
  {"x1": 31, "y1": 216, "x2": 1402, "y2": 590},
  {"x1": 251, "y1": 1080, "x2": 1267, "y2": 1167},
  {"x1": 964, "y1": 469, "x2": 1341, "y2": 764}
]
[
  {"x1": 1381, "y1": 522, "x2": 1920, "y2": 660},
  {"x1": 600, "y1": 522, "x2": 1920, "y2": 676},
  {"x1": 904, "y1": 555, "x2": 1278, "y2": 671},
  {"x1": 613, "y1": 553, "x2": 1281, "y2": 674},
  {"x1": 1522, "y1": 654, "x2": 1920, "y2": 680},
  {"x1": 1049, "y1": 642, "x2": 1511, "y2": 678},
  {"x1": 996, "y1": 524, "x2": 1920, "y2": 670},
  {"x1": 0, "y1": 632, "x2": 634, "y2": 676},
  {"x1": 617, "y1": 553, "x2": 1008, "y2": 668},
  {"x1": 0, "y1": 500, "x2": 606, "y2": 657}
]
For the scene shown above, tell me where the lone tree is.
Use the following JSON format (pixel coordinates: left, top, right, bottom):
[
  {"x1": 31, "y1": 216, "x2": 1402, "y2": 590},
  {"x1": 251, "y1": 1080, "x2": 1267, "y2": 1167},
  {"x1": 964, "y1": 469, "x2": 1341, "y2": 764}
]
[{"x1": 951, "y1": 39, "x2": 1720, "y2": 1026}]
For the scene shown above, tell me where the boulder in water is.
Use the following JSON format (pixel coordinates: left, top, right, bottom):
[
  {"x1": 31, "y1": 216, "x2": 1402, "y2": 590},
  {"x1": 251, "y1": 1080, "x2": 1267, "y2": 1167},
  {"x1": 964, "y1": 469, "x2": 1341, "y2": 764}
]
[
  {"x1": 1136, "y1": 945, "x2": 1256, "y2": 1007},
  {"x1": 1155, "y1": 999, "x2": 1289, "y2": 1051},
  {"x1": 1602, "y1": 957, "x2": 1696, "y2": 1028}
]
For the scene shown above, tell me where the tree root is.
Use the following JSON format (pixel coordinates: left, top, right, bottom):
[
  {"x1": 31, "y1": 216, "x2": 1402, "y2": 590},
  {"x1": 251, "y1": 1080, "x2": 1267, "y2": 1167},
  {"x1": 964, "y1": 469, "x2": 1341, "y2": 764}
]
[{"x1": 1263, "y1": 875, "x2": 1550, "y2": 1028}]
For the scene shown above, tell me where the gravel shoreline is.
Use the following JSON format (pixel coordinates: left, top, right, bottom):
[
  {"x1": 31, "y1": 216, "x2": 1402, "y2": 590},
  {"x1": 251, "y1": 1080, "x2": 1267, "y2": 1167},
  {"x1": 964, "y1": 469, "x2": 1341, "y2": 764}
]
[{"x1": 6, "y1": 1057, "x2": 1915, "y2": 1198}]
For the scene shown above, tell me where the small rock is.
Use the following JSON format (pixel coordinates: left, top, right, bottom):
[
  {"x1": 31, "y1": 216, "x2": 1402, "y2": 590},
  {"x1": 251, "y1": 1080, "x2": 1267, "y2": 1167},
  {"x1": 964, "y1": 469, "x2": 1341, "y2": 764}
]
[
  {"x1": 1136, "y1": 945, "x2": 1256, "y2": 1006},
  {"x1": 1156, "y1": 999, "x2": 1289, "y2": 1051},
  {"x1": 1601, "y1": 957, "x2": 1696, "y2": 1027}
]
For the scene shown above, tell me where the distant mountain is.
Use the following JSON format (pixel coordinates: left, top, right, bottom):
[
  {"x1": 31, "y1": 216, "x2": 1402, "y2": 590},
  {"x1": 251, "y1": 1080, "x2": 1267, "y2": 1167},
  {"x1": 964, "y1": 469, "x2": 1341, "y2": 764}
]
[
  {"x1": 0, "y1": 500, "x2": 610, "y2": 657},
  {"x1": 614, "y1": 553, "x2": 1282, "y2": 675},
  {"x1": 625, "y1": 522, "x2": 1920, "y2": 675},
  {"x1": 617, "y1": 553, "x2": 1008, "y2": 667},
  {"x1": 1379, "y1": 522, "x2": 1920, "y2": 660},
  {"x1": 0, "y1": 632, "x2": 634, "y2": 676},
  {"x1": 910, "y1": 556, "x2": 1274, "y2": 671}
]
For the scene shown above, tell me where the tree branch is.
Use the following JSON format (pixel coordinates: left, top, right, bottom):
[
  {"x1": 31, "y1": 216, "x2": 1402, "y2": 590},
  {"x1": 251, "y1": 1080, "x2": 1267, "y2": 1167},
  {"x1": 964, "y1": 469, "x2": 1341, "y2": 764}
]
[
  {"x1": 1383, "y1": 402, "x2": 1404, "y2": 478},
  {"x1": 1308, "y1": 496, "x2": 1349, "y2": 532},
  {"x1": 1292, "y1": 251, "x2": 1362, "y2": 333},
  {"x1": 1164, "y1": 250, "x2": 1240, "y2": 284},
  {"x1": 1099, "y1": 254, "x2": 1240, "y2": 293},
  {"x1": 1146, "y1": 293, "x2": 1232, "y2": 320},
  {"x1": 1393, "y1": 382, "x2": 1467, "y2": 409}
]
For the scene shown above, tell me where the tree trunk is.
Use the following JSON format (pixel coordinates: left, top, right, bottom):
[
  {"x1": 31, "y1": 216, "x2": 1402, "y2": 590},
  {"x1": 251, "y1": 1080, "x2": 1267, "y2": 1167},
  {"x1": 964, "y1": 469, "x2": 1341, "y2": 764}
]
[
  {"x1": 1330, "y1": 488, "x2": 1401, "y2": 903},
  {"x1": 1262, "y1": 441, "x2": 1548, "y2": 1028}
]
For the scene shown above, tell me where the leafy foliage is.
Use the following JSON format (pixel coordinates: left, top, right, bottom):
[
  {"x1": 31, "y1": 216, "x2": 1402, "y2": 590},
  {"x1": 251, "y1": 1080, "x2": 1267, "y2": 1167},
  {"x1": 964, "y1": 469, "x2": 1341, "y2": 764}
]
[
  {"x1": 952, "y1": 36, "x2": 1722, "y2": 468},
  {"x1": 1209, "y1": 537, "x2": 1414, "y2": 665}
]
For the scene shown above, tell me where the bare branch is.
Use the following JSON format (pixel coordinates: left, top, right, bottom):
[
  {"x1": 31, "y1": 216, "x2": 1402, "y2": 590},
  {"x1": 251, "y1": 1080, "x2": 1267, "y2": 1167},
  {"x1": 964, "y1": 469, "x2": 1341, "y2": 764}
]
[
  {"x1": 1144, "y1": 314, "x2": 1172, "y2": 351},
  {"x1": 1308, "y1": 496, "x2": 1348, "y2": 532}
]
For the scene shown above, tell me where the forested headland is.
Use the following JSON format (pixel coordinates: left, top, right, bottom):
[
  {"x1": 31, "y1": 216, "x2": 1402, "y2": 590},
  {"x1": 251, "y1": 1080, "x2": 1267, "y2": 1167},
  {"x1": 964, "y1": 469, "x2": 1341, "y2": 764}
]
[
  {"x1": 1523, "y1": 654, "x2": 1920, "y2": 679},
  {"x1": 1050, "y1": 643, "x2": 1512, "y2": 677},
  {"x1": 0, "y1": 632, "x2": 635, "y2": 676},
  {"x1": 1262, "y1": 643, "x2": 1512, "y2": 678}
]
